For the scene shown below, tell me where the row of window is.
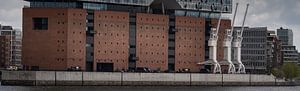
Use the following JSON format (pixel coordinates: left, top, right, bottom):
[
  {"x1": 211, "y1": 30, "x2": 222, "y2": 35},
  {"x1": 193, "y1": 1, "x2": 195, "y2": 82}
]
[
  {"x1": 97, "y1": 50, "x2": 126, "y2": 54},
  {"x1": 244, "y1": 62, "x2": 266, "y2": 67},
  {"x1": 97, "y1": 41, "x2": 126, "y2": 46},
  {"x1": 177, "y1": 36, "x2": 203, "y2": 41},
  {"x1": 56, "y1": 58, "x2": 83, "y2": 62},
  {"x1": 57, "y1": 13, "x2": 83, "y2": 17},
  {"x1": 73, "y1": 49, "x2": 80, "y2": 53},
  {"x1": 139, "y1": 34, "x2": 165, "y2": 39},
  {"x1": 177, "y1": 20, "x2": 203, "y2": 25},
  {"x1": 178, "y1": 53, "x2": 201, "y2": 57},
  {"x1": 139, "y1": 52, "x2": 165, "y2": 55},
  {"x1": 138, "y1": 25, "x2": 167, "y2": 30},
  {"x1": 283, "y1": 55, "x2": 298, "y2": 57},
  {"x1": 241, "y1": 50, "x2": 265, "y2": 54},
  {"x1": 97, "y1": 15, "x2": 127, "y2": 20},
  {"x1": 139, "y1": 43, "x2": 165, "y2": 47},
  {"x1": 96, "y1": 59, "x2": 126, "y2": 63},
  {"x1": 72, "y1": 31, "x2": 83, "y2": 35},
  {"x1": 176, "y1": 28, "x2": 203, "y2": 33},
  {"x1": 57, "y1": 40, "x2": 83, "y2": 44},
  {"x1": 137, "y1": 60, "x2": 166, "y2": 64},
  {"x1": 139, "y1": 17, "x2": 166, "y2": 22},
  {"x1": 242, "y1": 38, "x2": 266, "y2": 43},
  {"x1": 57, "y1": 49, "x2": 83, "y2": 53},
  {"x1": 283, "y1": 51, "x2": 298, "y2": 54},
  {"x1": 241, "y1": 56, "x2": 265, "y2": 60},
  {"x1": 83, "y1": 3, "x2": 107, "y2": 10},
  {"x1": 96, "y1": 23, "x2": 127, "y2": 28},
  {"x1": 243, "y1": 31, "x2": 266, "y2": 37},
  {"x1": 178, "y1": 45, "x2": 202, "y2": 49},
  {"x1": 242, "y1": 44, "x2": 265, "y2": 48},
  {"x1": 57, "y1": 21, "x2": 84, "y2": 26},
  {"x1": 177, "y1": 61, "x2": 195, "y2": 64},
  {"x1": 97, "y1": 33, "x2": 126, "y2": 37},
  {"x1": 30, "y1": 2, "x2": 77, "y2": 8}
]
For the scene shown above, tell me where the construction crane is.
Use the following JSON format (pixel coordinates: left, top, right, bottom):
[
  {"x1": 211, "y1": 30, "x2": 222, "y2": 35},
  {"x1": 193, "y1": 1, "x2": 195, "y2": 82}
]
[
  {"x1": 198, "y1": 5, "x2": 224, "y2": 74},
  {"x1": 221, "y1": 3, "x2": 239, "y2": 74},
  {"x1": 232, "y1": 3, "x2": 250, "y2": 74}
]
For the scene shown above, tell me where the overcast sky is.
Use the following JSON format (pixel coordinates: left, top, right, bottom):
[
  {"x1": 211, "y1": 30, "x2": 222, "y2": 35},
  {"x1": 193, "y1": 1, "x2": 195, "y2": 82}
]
[{"x1": 0, "y1": 0, "x2": 300, "y2": 49}]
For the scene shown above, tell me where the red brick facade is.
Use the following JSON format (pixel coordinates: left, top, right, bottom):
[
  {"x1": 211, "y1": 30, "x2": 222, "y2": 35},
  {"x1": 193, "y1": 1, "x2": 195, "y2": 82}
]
[
  {"x1": 175, "y1": 16, "x2": 206, "y2": 72},
  {"x1": 0, "y1": 36, "x2": 11, "y2": 68},
  {"x1": 22, "y1": 8, "x2": 86, "y2": 70},
  {"x1": 22, "y1": 8, "x2": 231, "y2": 72},
  {"x1": 93, "y1": 11, "x2": 129, "y2": 71},
  {"x1": 135, "y1": 13, "x2": 169, "y2": 71}
]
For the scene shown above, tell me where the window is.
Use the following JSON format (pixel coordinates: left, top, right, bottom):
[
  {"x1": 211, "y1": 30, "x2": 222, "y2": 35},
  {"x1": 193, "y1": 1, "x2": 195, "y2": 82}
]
[{"x1": 33, "y1": 17, "x2": 48, "y2": 30}]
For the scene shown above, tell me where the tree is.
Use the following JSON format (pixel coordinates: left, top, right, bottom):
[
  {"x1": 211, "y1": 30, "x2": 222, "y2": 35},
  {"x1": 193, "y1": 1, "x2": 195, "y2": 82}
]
[
  {"x1": 271, "y1": 63, "x2": 300, "y2": 81},
  {"x1": 271, "y1": 68, "x2": 284, "y2": 78},
  {"x1": 281, "y1": 63, "x2": 300, "y2": 81}
]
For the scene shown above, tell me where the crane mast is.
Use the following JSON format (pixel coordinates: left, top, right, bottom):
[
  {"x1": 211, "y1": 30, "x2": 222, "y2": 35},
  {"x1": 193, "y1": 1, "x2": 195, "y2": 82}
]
[
  {"x1": 232, "y1": 3, "x2": 249, "y2": 74},
  {"x1": 221, "y1": 3, "x2": 239, "y2": 74}
]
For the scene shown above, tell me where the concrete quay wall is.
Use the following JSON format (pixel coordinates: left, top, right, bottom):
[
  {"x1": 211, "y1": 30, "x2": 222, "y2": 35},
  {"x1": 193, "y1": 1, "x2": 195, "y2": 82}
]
[{"x1": 0, "y1": 71, "x2": 292, "y2": 86}]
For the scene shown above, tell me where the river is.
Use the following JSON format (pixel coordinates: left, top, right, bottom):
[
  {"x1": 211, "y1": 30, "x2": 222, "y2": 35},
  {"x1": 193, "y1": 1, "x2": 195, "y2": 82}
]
[{"x1": 0, "y1": 86, "x2": 299, "y2": 91}]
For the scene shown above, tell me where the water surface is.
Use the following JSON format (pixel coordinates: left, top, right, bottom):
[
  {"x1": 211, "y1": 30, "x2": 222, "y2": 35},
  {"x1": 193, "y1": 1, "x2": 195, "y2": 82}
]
[{"x1": 0, "y1": 86, "x2": 299, "y2": 91}]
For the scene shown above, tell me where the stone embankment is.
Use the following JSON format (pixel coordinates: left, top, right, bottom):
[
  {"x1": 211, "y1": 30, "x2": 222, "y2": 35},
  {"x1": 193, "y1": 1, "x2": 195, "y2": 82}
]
[{"x1": 0, "y1": 71, "x2": 295, "y2": 86}]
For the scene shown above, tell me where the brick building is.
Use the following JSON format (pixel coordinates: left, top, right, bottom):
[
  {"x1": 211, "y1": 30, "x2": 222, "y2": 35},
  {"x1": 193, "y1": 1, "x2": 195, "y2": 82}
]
[
  {"x1": 0, "y1": 35, "x2": 11, "y2": 69},
  {"x1": 22, "y1": 0, "x2": 232, "y2": 72},
  {"x1": 23, "y1": 8, "x2": 86, "y2": 70},
  {"x1": 0, "y1": 25, "x2": 22, "y2": 69}
]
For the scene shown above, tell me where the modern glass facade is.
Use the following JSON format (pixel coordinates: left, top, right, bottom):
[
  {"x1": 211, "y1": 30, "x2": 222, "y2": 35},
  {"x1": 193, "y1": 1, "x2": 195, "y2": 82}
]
[
  {"x1": 30, "y1": 2, "x2": 78, "y2": 8},
  {"x1": 176, "y1": 0, "x2": 232, "y2": 13},
  {"x1": 277, "y1": 27, "x2": 293, "y2": 45},
  {"x1": 79, "y1": 0, "x2": 153, "y2": 6},
  {"x1": 83, "y1": 3, "x2": 107, "y2": 10},
  {"x1": 175, "y1": 10, "x2": 221, "y2": 19},
  {"x1": 28, "y1": 0, "x2": 232, "y2": 14}
]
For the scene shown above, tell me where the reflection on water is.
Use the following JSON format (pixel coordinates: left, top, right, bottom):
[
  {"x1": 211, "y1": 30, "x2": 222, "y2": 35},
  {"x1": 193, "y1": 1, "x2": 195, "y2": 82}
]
[{"x1": 0, "y1": 86, "x2": 300, "y2": 91}]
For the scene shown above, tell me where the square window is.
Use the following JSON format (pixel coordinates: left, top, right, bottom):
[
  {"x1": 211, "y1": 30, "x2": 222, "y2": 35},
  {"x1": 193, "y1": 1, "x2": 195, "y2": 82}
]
[{"x1": 33, "y1": 17, "x2": 48, "y2": 30}]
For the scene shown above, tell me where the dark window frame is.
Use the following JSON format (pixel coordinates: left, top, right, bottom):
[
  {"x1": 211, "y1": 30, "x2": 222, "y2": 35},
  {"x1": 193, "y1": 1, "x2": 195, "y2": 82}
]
[{"x1": 33, "y1": 17, "x2": 48, "y2": 30}]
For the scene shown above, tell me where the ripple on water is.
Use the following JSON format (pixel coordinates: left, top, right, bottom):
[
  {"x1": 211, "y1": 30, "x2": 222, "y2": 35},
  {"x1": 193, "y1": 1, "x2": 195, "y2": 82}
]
[{"x1": 0, "y1": 86, "x2": 300, "y2": 91}]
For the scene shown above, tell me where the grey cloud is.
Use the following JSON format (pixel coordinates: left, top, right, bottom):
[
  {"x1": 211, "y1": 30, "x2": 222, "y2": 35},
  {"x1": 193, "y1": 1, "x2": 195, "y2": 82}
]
[{"x1": 0, "y1": 0, "x2": 27, "y2": 29}]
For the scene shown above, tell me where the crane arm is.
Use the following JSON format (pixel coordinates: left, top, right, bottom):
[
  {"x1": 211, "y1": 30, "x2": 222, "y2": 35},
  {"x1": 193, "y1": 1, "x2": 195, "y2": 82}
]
[
  {"x1": 240, "y1": 4, "x2": 250, "y2": 36},
  {"x1": 216, "y1": 5, "x2": 224, "y2": 35},
  {"x1": 230, "y1": 3, "x2": 239, "y2": 34}
]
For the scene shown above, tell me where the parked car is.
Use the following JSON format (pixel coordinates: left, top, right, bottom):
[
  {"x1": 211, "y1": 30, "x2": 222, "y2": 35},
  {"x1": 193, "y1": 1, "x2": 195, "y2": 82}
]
[
  {"x1": 67, "y1": 66, "x2": 81, "y2": 71},
  {"x1": 135, "y1": 67, "x2": 151, "y2": 72},
  {"x1": 177, "y1": 68, "x2": 190, "y2": 73},
  {"x1": 6, "y1": 66, "x2": 18, "y2": 71},
  {"x1": 200, "y1": 69, "x2": 210, "y2": 73}
]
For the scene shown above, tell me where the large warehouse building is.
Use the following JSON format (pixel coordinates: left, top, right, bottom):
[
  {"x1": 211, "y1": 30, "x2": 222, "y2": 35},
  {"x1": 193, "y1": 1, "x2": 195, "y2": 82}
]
[{"x1": 22, "y1": 0, "x2": 232, "y2": 72}]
